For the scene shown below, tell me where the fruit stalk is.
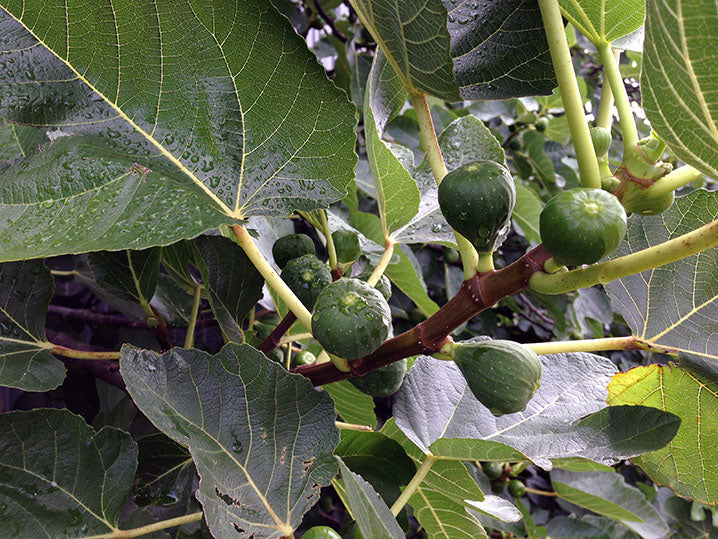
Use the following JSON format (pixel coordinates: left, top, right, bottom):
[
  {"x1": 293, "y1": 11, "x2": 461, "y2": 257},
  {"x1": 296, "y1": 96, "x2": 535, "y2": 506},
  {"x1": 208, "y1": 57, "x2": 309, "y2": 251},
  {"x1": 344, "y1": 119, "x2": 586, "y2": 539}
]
[
  {"x1": 317, "y1": 209, "x2": 339, "y2": 270},
  {"x1": 408, "y1": 90, "x2": 480, "y2": 279},
  {"x1": 367, "y1": 240, "x2": 395, "y2": 286},
  {"x1": 595, "y1": 50, "x2": 619, "y2": 130},
  {"x1": 538, "y1": 0, "x2": 602, "y2": 189},
  {"x1": 390, "y1": 455, "x2": 436, "y2": 516},
  {"x1": 598, "y1": 44, "x2": 638, "y2": 150},
  {"x1": 530, "y1": 218, "x2": 718, "y2": 294}
]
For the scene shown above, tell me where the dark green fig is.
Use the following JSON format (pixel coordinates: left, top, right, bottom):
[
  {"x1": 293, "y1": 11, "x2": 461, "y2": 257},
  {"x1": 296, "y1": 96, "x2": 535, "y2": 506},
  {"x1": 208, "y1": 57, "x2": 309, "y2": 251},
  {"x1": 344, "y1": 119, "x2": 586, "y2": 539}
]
[
  {"x1": 453, "y1": 340, "x2": 542, "y2": 416},
  {"x1": 508, "y1": 479, "x2": 526, "y2": 498},
  {"x1": 444, "y1": 247, "x2": 460, "y2": 264},
  {"x1": 535, "y1": 117, "x2": 549, "y2": 132},
  {"x1": 312, "y1": 278, "x2": 392, "y2": 361},
  {"x1": 302, "y1": 526, "x2": 342, "y2": 539},
  {"x1": 292, "y1": 349, "x2": 317, "y2": 367},
  {"x1": 438, "y1": 161, "x2": 516, "y2": 253},
  {"x1": 507, "y1": 137, "x2": 523, "y2": 151},
  {"x1": 540, "y1": 188, "x2": 627, "y2": 266},
  {"x1": 332, "y1": 229, "x2": 361, "y2": 264},
  {"x1": 483, "y1": 461, "x2": 504, "y2": 480},
  {"x1": 590, "y1": 126, "x2": 612, "y2": 156},
  {"x1": 272, "y1": 233, "x2": 315, "y2": 268},
  {"x1": 357, "y1": 267, "x2": 392, "y2": 301},
  {"x1": 349, "y1": 358, "x2": 407, "y2": 397},
  {"x1": 281, "y1": 254, "x2": 331, "y2": 309}
]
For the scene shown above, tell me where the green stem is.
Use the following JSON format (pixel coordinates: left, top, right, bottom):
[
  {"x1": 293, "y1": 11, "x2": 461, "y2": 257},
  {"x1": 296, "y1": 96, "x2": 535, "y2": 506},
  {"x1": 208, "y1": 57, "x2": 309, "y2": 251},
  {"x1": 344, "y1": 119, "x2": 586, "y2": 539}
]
[
  {"x1": 644, "y1": 165, "x2": 703, "y2": 198},
  {"x1": 408, "y1": 90, "x2": 479, "y2": 279},
  {"x1": 50, "y1": 269, "x2": 78, "y2": 277},
  {"x1": 598, "y1": 44, "x2": 638, "y2": 150},
  {"x1": 278, "y1": 332, "x2": 313, "y2": 345},
  {"x1": 390, "y1": 456, "x2": 436, "y2": 516},
  {"x1": 530, "y1": 219, "x2": 718, "y2": 294},
  {"x1": 318, "y1": 209, "x2": 338, "y2": 271},
  {"x1": 367, "y1": 241, "x2": 395, "y2": 286},
  {"x1": 538, "y1": 0, "x2": 602, "y2": 189},
  {"x1": 477, "y1": 252, "x2": 495, "y2": 273},
  {"x1": 335, "y1": 421, "x2": 373, "y2": 432},
  {"x1": 183, "y1": 284, "x2": 202, "y2": 349},
  {"x1": 232, "y1": 225, "x2": 313, "y2": 330},
  {"x1": 527, "y1": 336, "x2": 638, "y2": 355},
  {"x1": 524, "y1": 487, "x2": 558, "y2": 497},
  {"x1": 52, "y1": 345, "x2": 120, "y2": 361},
  {"x1": 595, "y1": 52, "x2": 616, "y2": 130},
  {"x1": 284, "y1": 343, "x2": 292, "y2": 370},
  {"x1": 89, "y1": 512, "x2": 203, "y2": 538}
]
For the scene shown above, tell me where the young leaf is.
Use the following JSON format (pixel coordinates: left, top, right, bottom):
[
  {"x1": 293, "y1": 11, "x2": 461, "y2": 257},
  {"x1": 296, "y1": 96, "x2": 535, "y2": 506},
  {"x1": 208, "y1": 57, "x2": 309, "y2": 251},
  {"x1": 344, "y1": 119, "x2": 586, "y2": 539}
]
[
  {"x1": 0, "y1": 409, "x2": 138, "y2": 536},
  {"x1": 608, "y1": 364, "x2": 718, "y2": 505},
  {"x1": 0, "y1": 260, "x2": 65, "y2": 391},
  {"x1": 381, "y1": 418, "x2": 490, "y2": 539},
  {"x1": 642, "y1": 0, "x2": 718, "y2": 179},
  {"x1": 335, "y1": 430, "x2": 416, "y2": 487},
  {"x1": 550, "y1": 469, "x2": 670, "y2": 538},
  {"x1": 558, "y1": 0, "x2": 645, "y2": 43},
  {"x1": 605, "y1": 190, "x2": 718, "y2": 363},
  {"x1": 337, "y1": 458, "x2": 406, "y2": 539},
  {"x1": 364, "y1": 50, "x2": 421, "y2": 238},
  {"x1": 194, "y1": 235, "x2": 264, "y2": 344},
  {"x1": 323, "y1": 380, "x2": 378, "y2": 429},
  {"x1": 395, "y1": 354, "x2": 680, "y2": 468},
  {"x1": 0, "y1": 1, "x2": 356, "y2": 260},
  {"x1": 120, "y1": 343, "x2": 339, "y2": 538}
]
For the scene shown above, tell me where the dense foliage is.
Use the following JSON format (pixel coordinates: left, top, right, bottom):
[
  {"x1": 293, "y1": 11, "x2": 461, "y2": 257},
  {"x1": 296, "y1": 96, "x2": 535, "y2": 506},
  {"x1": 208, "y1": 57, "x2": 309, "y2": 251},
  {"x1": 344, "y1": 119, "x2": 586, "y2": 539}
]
[{"x1": 0, "y1": 0, "x2": 717, "y2": 538}]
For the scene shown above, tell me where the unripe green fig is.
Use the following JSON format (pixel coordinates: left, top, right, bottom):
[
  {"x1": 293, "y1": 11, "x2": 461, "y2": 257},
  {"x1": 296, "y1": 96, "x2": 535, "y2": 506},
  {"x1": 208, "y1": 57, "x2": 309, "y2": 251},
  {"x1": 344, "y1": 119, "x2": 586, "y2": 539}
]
[
  {"x1": 483, "y1": 461, "x2": 504, "y2": 480},
  {"x1": 332, "y1": 230, "x2": 361, "y2": 264},
  {"x1": 619, "y1": 181, "x2": 675, "y2": 215},
  {"x1": 311, "y1": 278, "x2": 392, "y2": 361},
  {"x1": 357, "y1": 267, "x2": 392, "y2": 301},
  {"x1": 540, "y1": 188, "x2": 627, "y2": 266},
  {"x1": 292, "y1": 349, "x2": 317, "y2": 367},
  {"x1": 507, "y1": 137, "x2": 523, "y2": 151},
  {"x1": 491, "y1": 481, "x2": 507, "y2": 494},
  {"x1": 453, "y1": 340, "x2": 542, "y2": 416},
  {"x1": 272, "y1": 233, "x2": 315, "y2": 268},
  {"x1": 535, "y1": 117, "x2": 549, "y2": 132},
  {"x1": 590, "y1": 126, "x2": 612, "y2": 156},
  {"x1": 444, "y1": 247, "x2": 460, "y2": 264},
  {"x1": 281, "y1": 254, "x2": 331, "y2": 309},
  {"x1": 302, "y1": 526, "x2": 342, "y2": 539},
  {"x1": 438, "y1": 161, "x2": 516, "y2": 253},
  {"x1": 349, "y1": 358, "x2": 407, "y2": 397},
  {"x1": 508, "y1": 479, "x2": 526, "y2": 498}
]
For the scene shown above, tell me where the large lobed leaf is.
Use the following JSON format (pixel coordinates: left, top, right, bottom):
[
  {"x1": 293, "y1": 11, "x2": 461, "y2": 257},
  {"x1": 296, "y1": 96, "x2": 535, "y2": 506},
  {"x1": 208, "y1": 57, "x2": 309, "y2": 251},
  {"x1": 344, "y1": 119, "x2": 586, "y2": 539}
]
[
  {"x1": 121, "y1": 343, "x2": 340, "y2": 538},
  {"x1": 608, "y1": 364, "x2": 718, "y2": 505},
  {"x1": 605, "y1": 190, "x2": 718, "y2": 365},
  {"x1": 0, "y1": 260, "x2": 65, "y2": 391},
  {"x1": 395, "y1": 354, "x2": 680, "y2": 469},
  {"x1": 641, "y1": 0, "x2": 718, "y2": 180},
  {"x1": 0, "y1": 0, "x2": 356, "y2": 261},
  {"x1": 0, "y1": 409, "x2": 138, "y2": 536},
  {"x1": 558, "y1": 0, "x2": 645, "y2": 44}
]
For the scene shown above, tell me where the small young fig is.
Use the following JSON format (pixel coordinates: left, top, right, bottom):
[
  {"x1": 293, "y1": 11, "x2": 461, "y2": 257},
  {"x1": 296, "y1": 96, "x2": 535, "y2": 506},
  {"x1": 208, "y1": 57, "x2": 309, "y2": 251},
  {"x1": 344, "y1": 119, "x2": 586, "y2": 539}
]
[
  {"x1": 272, "y1": 233, "x2": 315, "y2": 268},
  {"x1": 483, "y1": 461, "x2": 504, "y2": 480},
  {"x1": 311, "y1": 278, "x2": 392, "y2": 361},
  {"x1": 438, "y1": 161, "x2": 516, "y2": 253},
  {"x1": 453, "y1": 340, "x2": 542, "y2": 416},
  {"x1": 508, "y1": 479, "x2": 526, "y2": 499},
  {"x1": 540, "y1": 188, "x2": 627, "y2": 266},
  {"x1": 332, "y1": 229, "x2": 361, "y2": 264},
  {"x1": 590, "y1": 126, "x2": 612, "y2": 156},
  {"x1": 357, "y1": 267, "x2": 392, "y2": 301},
  {"x1": 535, "y1": 117, "x2": 549, "y2": 132},
  {"x1": 292, "y1": 349, "x2": 317, "y2": 367},
  {"x1": 349, "y1": 358, "x2": 407, "y2": 397},
  {"x1": 302, "y1": 526, "x2": 342, "y2": 539},
  {"x1": 281, "y1": 254, "x2": 331, "y2": 309}
]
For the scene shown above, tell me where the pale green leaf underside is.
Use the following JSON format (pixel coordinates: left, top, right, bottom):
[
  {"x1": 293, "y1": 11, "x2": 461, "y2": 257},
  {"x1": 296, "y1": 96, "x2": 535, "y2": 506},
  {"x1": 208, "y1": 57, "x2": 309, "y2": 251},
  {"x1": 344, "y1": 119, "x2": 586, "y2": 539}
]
[
  {"x1": 120, "y1": 343, "x2": 339, "y2": 538},
  {"x1": 0, "y1": 1, "x2": 356, "y2": 260},
  {"x1": 641, "y1": 0, "x2": 718, "y2": 180},
  {"x1": 0, "y1": 409, "x2": 138, "y2": 536},
  {"x1": 0, "y1": 260, "x2": 65, "y2": 391},
  {"x1": 551, "y1": 469, "x2": 669, "y2": 538},
  {"x1": 559, "y1": 0, "x2": 645, "y2": 43},
  {"x1": 605, "y1": 190, "x2": 718, "y2": 362},
  {"x1": 609, "y1": 364, "x2": 718, "y2": 505},
  {"x1": 382, "y1": 419, "x2": 489, "y2": 539}
]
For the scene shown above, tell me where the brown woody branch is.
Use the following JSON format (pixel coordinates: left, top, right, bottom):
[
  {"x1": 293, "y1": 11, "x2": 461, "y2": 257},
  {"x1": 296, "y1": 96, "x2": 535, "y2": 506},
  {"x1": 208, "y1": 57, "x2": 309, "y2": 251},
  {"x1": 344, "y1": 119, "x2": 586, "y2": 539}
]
[{"x1": 293, "y1": 245, "x2": 552, "y2": 386}]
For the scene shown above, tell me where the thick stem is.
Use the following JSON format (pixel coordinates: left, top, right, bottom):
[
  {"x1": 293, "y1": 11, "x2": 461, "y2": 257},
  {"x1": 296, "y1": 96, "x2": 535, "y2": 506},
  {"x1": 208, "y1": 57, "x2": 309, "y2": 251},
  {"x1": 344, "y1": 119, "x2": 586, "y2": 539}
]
[
  {"x1": 294, "y1": 245, "x2": 552, "y2": 386},
  {"x1": 644, "y1": 165, "x2": 703, "y2": 198},
  {"x1": 598, "y1": 44, "x2": 638, "y2": 150},
  {"x1": 183, "y1": 284, "x2": 202, "y2": 349},
  {"x1": 318, "y1": 209, "x2": 338, "y2": 271},
  {"x1": 52, "y1": 345, "x2": 121, "y2": 361},
  {"x1": 390, "y1": 456, "x2": 436, "y2": 516},
  {"x1": 477, "y1": 252, "x2": 495, "y2": 273},
  {"x1": 527, "y1": 336, "x2": 663, "y2": 355},
  {"x1": 530, "y1": 219, "x2": 718, "y2": 294},
  {"x1": 408, "y1": 90, "x2": 479, "y2": 278},
  {"x1": 367, "y1": 240, "x2": 395, "y2": 286},
  {"x1": 538, "y1": 0, "x2": 602, "y2": 189},
  {"x1": 89, "y1": 512, "x2": 203, "y2": 538},
  {"x1": 231, "y1": 224, "x2": 313, "y2": 330}
]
